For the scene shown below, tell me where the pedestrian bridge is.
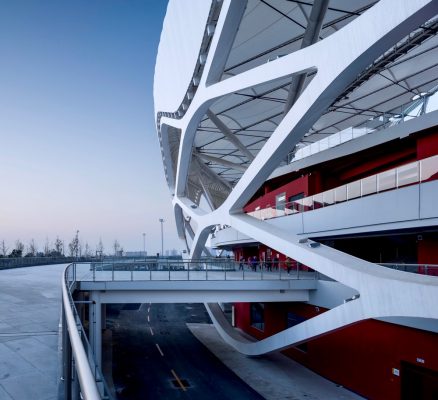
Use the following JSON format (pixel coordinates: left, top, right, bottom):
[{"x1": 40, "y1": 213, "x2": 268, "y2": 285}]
[
  {"x1": 62, "y1": 259, "x2": 438, "y2": 399},
  {"x1": 62, "y1": 260, "x2": 319, "y2": 400},
  {"x1": 75, "y1": 260, "x2": 317, "y2": 303}
]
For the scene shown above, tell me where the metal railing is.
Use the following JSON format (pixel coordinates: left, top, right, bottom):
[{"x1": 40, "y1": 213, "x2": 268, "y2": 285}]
[
  {"x1": 70, "y1": 259, "x2": 317, "y2": 282},
  {"x1": 379, "y1": 263, "x2": 438, "y2": 276},
  {"x1": 62, "y1": 264, "x2": 115, "y2": 400},
  {"x1": 249, "y1": 154, "x2": 438, "y2": 220},
  {"x1": 0, "y1": 256, "x2": 78, "y2": 270},
  {"x1": 288, "y1": 87, "x2": 438, "y2": 164}
]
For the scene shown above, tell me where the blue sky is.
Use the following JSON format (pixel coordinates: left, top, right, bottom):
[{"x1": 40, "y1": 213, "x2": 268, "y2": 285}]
[{"x1": 0, "y1": 0, "x2": 181, "y2": 255}]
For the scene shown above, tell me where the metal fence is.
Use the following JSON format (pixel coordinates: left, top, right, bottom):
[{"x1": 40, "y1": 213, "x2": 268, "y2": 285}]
[
  {"x1": 71, "y1": 259, "x2": 317, "y2": 282},
  {"x1": 379, "y1": 263, "x2": 438, "y2": 276}
]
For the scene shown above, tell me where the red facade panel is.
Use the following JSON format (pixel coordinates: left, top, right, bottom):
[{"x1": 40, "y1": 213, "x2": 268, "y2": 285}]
[{"x1": 235, "y1": 302, "x2": 438, "y2": 400}]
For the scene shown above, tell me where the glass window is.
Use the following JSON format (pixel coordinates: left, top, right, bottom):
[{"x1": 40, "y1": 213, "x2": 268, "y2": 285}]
[
  {"x1": 250, "y1": 303, "x2": 264, "y2": 331},
  {"x1": 378, "y1": 169, "x2": 396, "y2": 192},
  {"x1": 420, "y1": 155, "x2": 438, "y2": 182},
  {"x1": 275, "y1": 192, "x2": 286, "y2": 217},
  {"x1": 397, "y1": 162, "x2": 419, "y2": 187},
  {"x1": 347, "y1": 181, "x2": 361, "y2": 200},
  {"x1": 361, "y1": 175, "x2": 377, "y2": 196},
  {"x1": 287, "y1": 312, "x2": 306, "y2": 328}
]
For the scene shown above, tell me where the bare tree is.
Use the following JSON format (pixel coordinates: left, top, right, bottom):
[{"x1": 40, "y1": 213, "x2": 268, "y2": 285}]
[
  {"x1": 54, "y1": 237, "x2": 63, "y2": 256},
  {"x1": 9, "y1": 239, "x2": 24, "y2": 258},
  {"x1": 84, "y1": 242, "x2": 92, "y2": 257},
  {"x1": 15, "y1": 240, "x2": 24, "y2": 253},
  {"x1": 68, "y1": 234, "x2": 79, "y2": 258},
  {"x1": 27, "y1": 239, "x2": 38, "y2": 257},
  {"x1": 96, "y1": 238, "x2": 104, "y2": 258},
  {"x1": 0, "y1": 240, "x2": 8, "y2": 257},
  {"x1": 113, "y1": 239, "x2": 120, "y2": 256},
  {"x1": 44, "y1": 237, "x2": 50, "y2": 256}
]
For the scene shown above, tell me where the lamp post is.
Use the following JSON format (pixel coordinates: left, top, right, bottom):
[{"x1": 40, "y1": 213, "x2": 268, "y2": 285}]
[
  {"x1": 159, "y1": 219, "x2": 164, "y2": 257},
  {"x1": 142, "y1": 233, "x2": 146, "y2": 258}
]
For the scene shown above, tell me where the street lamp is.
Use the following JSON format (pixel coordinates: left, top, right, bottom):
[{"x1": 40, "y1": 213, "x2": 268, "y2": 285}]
[
  {"x1": 159, "y1": 219, "x2": 165, "y2": 257},
  {"x1": 142, "y1": 233, "x2": 146, "y2": 258}
]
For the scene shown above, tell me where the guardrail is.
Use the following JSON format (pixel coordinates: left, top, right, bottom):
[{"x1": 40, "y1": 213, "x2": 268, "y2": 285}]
[
  {"x1": 287, "y1": 88, "x2": 438, "y2": 164},
  {"x1": 248, "y1": 154, "x2": 438, "y2": 221},
  {"x1": 71, "y1": 259, "x2": 318, "y2": 282},
  {"x1": 379, "y1": 263, "x2": 438, "y2": 276},
  {"x1": 0, "y1": 256, "x2": 77, "y2": 270},
  {"x1": 62, "y1": 264, "x2": 115, "y2": 400}
]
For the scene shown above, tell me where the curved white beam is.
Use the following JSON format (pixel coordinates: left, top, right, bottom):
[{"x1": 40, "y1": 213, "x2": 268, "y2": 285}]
[{"x1": 155, "y1": 0, "x2": 438, "y2": 355}]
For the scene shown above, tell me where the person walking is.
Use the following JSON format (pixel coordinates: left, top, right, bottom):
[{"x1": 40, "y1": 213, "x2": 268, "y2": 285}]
[{"x1": 285, "y1": 256, "x2": 292, "y2": 274}]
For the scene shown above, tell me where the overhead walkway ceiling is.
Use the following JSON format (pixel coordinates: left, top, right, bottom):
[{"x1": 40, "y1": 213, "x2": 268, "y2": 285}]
[{"x1": 188, "y1": 0, "x2": 438, "y2": 190}]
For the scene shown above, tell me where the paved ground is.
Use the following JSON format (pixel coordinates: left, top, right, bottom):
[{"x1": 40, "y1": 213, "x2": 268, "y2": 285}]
[
  {"x1": 107, "y1": 303, "x2": 264, "y2": 399},
  {"x1": 0, "y1": 264, "x2": 66, "y2": 400},
  {"x1": 0, "y1": 264, "x2": 364, "y2": 400},
  {"x1": 188, "y1": 323, "x2": 365, "y2": 400}
]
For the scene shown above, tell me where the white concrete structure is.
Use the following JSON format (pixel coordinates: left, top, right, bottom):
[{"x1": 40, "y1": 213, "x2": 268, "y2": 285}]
[{"x1": 154, "y1": 0, "x2": 438, "y2": 355}]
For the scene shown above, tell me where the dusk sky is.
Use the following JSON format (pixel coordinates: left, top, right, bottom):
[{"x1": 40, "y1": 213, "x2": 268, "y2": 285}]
[{"x1": 0, "y1": 1, "x2": 182, "y2": 254}]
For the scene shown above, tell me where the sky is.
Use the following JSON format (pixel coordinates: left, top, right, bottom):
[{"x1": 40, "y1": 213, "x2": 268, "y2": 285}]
[{"x1": 0, "y1": 0, "x2": 182, "y2": 255}]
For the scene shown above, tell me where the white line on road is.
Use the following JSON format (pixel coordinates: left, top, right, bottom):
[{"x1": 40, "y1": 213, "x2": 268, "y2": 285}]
[
  {"x1": 147, "y1": 315, "x2": 150, "y2": 322},
  {"x1": 156, "y1": 343, "x2": 164, "y2": 357},
  {"x1": 149, "y1": 327, "x2": 154, "y2": 336}
]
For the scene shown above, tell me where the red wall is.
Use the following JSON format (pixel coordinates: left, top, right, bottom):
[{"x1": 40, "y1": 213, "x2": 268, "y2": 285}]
[
  {"x1": 417, "y1": 131, "x2": 438, "y2": 160},
  {"x1": 235, "y1": 302, "x2": 438, "y2": 400},
  {"x1": 244, "y1": 175, "x2": 308, "y2": 212},
  {"x1": 244, "y1": 129, "x2": 438, "y2": 213}
]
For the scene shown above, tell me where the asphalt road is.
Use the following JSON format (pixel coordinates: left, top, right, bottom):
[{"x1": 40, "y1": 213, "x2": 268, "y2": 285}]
[{"x1": 107, "y1": 303, "x2": 264, "y2": 400}]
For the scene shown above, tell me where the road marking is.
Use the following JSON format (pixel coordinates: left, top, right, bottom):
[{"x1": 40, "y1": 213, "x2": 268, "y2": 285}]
[
  {"x1": 148, "y1": 307, "x2": 150, "y2": 313},
  {"x1": 171, "y1": 369, "x2": 187, "y2": 391},
  {"x1": 155, "y1": 343, "x2": 164, "y2": 357},
  {"x1": 149, "y1": 327, "x2": 154, "y2": 336},
  {"x1": 147, "y1": 315, "x2": 150, "y2": 322}
]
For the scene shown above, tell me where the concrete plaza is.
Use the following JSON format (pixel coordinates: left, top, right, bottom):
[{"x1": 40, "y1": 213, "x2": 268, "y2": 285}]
[{"x1": 0, "y1": 264, "x2": 65, "y2": 400}]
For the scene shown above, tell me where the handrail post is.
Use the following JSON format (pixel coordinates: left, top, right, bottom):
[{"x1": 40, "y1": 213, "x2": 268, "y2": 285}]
[
  {"x1": 93, "y1": 263, "x2": 95, "y2": 282},
  {"x1": 112, "y1": 262, "x2": 114, "y2": 281}
]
